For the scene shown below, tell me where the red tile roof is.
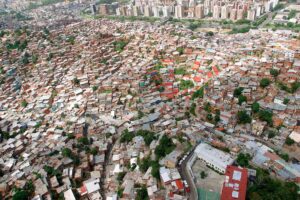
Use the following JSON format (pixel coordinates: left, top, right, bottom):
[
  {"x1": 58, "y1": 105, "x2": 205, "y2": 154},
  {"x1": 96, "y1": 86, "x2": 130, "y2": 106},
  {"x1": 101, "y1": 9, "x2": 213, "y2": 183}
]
[
  {"x1": 193, "y1": 76, "x2": 201, "y2": 82},
  {"x1": 221, "y1": 166, "x2": 248, "y2": 200},
  {"x1": 207, "y1": 71, "x2": 213, "y2": 78},
  {"x1": 175, "y1": 180, "x2": 184, "y2": 190},
  {"x1": 212, "y1": 66, "x2": 219, "y2": 75}
]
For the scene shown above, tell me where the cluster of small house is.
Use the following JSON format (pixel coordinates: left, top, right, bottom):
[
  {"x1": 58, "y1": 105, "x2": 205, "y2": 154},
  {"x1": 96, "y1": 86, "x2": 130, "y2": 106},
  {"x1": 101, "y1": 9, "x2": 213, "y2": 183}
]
[{"x1": 0, "y1": 16, "x2": 299, "y2": 200}]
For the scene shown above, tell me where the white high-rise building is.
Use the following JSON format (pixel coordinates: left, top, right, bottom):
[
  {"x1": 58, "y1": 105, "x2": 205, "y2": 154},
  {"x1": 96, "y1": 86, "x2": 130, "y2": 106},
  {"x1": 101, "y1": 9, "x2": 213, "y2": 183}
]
[
  {"x1": 213, "y1": 5, "x2": 221, "y2": 19},
  {"x1": 175, "y1": 5, "x2": 184, "y2": 18},
  {"x1": 221, "y1": 5, "x2": 229, "y2": 19},
  {"x1": 195, "y1": 4, "x2": 204, "y2": 18},
  {"x1": 247, "y1": 9, "x2": 256, "y2": 21},
  {"x1": 144, "y1": 5, "x2": 151, "y2": 17},
  {"x1": 153, "y1": 6, "x2": 159, "y2": 17},
  {"x1": 162, "y1": 6, "x2": 171, "y2": 17}
]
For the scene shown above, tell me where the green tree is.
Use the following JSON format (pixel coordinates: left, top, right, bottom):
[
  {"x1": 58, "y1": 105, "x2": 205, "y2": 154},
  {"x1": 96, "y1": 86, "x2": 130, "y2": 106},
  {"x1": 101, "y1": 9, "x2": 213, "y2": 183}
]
[
  {"x1": 234, "y1": 87, "x2": 244, "y2": 97},
  {"x1": 73, "y1": 77, "x2": 80, "y2": 85},
  {"x1": 236, "y1": 153, "x2": 251, "y2": 167},
  {"x1": 151, "y1": 160, "x2": 160, "y2": 180},
  {"x1": 214, "y1": 114, "x2": 220, "y2": 123},
  {"x1": 252, "y1": 102, "x2": 260, "y2": 113},
  {"x1": 176, "y1": 47, "x2": 184, "y2": 55},
  {"x1": 13, "y1": 190, "x2": 29, "y2": 200},
  {"x1": 117, "y1": 172, "x2": 126, "y2": 183},
  {"x1": 285, "y1": 137, "x2": 295, "y2": 146},
  {"x1": 260, "y1": 78, "x2": 271, "y2": 88},
  {"x1": 179, "y1": 80, "x2": 194, "y2": 90},
  {"x1": 120, "y1": 129, "x2": 134, "y2": 143},
  {"x1": 206, "y1": 113, "x2": 213, "y2": 121},
  {"x1": 155, "y1": 135, "x2": 175, "y2": 160},
  {"x1": 200, "y1": 171, "x2": 207, "y2": 179},
  {"x1": 61, "y1": 148, "x2": 72, "y2": 158},
  {"x1": 270, "y1": 68, "x2": 279, "y2": 78},
  {"x1": 192, "y1": 87, "x2": 204, "y2": 99},
  {"x1": 77, "y1": 137, "x2": 89, "y2": 145},
  {"x1": 237, "y1": 110, "x2": 252, "y2": 124},
  {"x1": 204, "y1": 102, "x2": 211, "y2": 113},
  {"x1": 238, "y1": 95, "x2": 247, "y2": 105},
  {"x1": 139, "y1": 157, "x2": 151, "y2": 173},
  {"x1": 21, "y1": 100, "x2": 28, "y2": 107},
  {"x1": 247, "y1": 168, "x2": 299, "y2": 200},
  {"x1": 258, "y1": 110, "x2": 273, "y2": 125},
  {"x1": 136, "y1": 130, "x2": 156, "y2": 146},
  {"x1": 189, "y1": 103, "x2": 196, "y2": 116},
  {"x1": 92, "y1": 85, "x2": 98, "y2": 91},
  {"x1": 283, "y1": 98, "x2": 290, "y2": 105},
  {"x1": 206, "y1": 31, "x2": 214, "y2": 37},
  {"x1": 136, "y1": 185, "x2": 149, "y2": 200}
]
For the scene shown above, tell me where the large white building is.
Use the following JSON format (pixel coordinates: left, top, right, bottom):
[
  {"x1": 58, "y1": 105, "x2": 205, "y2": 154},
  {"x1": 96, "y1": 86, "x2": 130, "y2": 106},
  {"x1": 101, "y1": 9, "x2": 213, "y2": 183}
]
[{"x1": 194, "y1": 143, "x2": 235, "y2": 174}]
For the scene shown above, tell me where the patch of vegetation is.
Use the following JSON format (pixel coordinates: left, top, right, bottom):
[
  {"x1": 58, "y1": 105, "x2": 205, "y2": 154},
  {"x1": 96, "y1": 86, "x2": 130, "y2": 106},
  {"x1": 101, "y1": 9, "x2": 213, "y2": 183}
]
[
  {"x1": 73, "y1": 77, "x2": 80, "y2": 85},
  {"x1": 270, "y1": 68, "x2": 280, "y2": 78},
  {"x1": 258, "y1": 110, "x2": 273, "y2": 125},
  {"x1": 205, "y1": 31, "x2": 214, "y2": 37},
  {"x1": 117, "y1": 172, "x2": 126, "y2": 183},
  {"x1": 288, "y1": 10, "x2": 297, "y2": 19},
  {"x1": 229, "y1": 26, "x2": 250, "y2": 34},
  {"x1": 21, "y1": 100, "x2": 28, "y2": 107},
  {"x1": 136, "y1": 185, "x2": 149, "y2": 200},
  {"x1": 176, "y1": 47, "x2": 184, "y2": 55},
  {"x1": 179, "y1": 79, "x2": 194, "y2": 90},
  {"x1": 247, "y1": 168, "x2": 299, "y2": 200},
  {"x1": 188, "y1": 21, "x2": 202, "y2": 31},
  {"x1": 251, "y1": 102, "x2": 260, "y2": 113},
  {"x1": 285, "y1": 137, "x2": 295, "y2": 146},
  {"x1": 136, "y1": 130, "x2": 157, "y2": 146},
  {"x1": 273, "y1": 3, "x2": 285, "y2": 11},
  {"x1": 277, "y1": 81, "x2": 300, "y2": 93},
  {"x1": 113, "y1": 40, "x2": 128, "y2": 52},
  {"x1": 283, "y1": 98, "x2": 290, "y2": 105},
  {"x1": 155, "y1": 135, "x2": 176, "y2": 160},
  {"x1": 120, "y1": 129, "x2": 134, "y2": 143},
  {"x1": 260, "y1": 78, "x2": 271, "y2": 88},
  {"x1": 200, "y1": 171, "x2": 207, "y2": 179},
  {"x1": 237, "y1": 110, "x2": 252, "y2": 124},
  {"x1": 174, "y1": 67, "x2": 187, "y2": 75},
  {"x1": 189, "y1": 102, "x2": 197, "y2": 116},
  {"x1": 237, "y1": 153, "x2": 251, "y2": 167},
  {"x1": 238, "y1": 95, "x2": 247, "y2": 105},
  {"x1": 192, "y1": 87, "x2": 204, "y2": 100},
  {"x1": 234, "y1": 87, "x2": 244, "y2": 97}
]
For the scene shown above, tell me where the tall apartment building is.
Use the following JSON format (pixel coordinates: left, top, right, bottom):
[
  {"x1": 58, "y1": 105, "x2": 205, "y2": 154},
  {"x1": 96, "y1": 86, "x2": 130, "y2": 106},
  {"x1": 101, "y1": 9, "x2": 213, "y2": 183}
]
[
  {"x1": 195, "y1": 4, "x2": 205, "y2": 18},
  {"x1": 175, "y1": 5, "x2": 184, "y2": 18},
  {"x1": 236, "y1": 8, "x2": 244, "y2": 20},
  {"x1": 230, "y1": 8, "x2": 237, "y2": 21},
  {"x1": 99, "y1": 4, "x2": 109, "y2": 15},
  {"x1": 221, "y1": 5, "x2": 229, "y2": 19},
  {"x1": 144, "y1": 5, "x2": 151, "y2": 16},
  {"x1": 152, "y1": 6, "x2": 160, "y2": 17},
  {"x1": 213, "y1": 5, "x2": 221, "y2": 19},
  {"x1": 203, "y1": 0, "x2": 211, "y2": 15},
  {"x1": 247, "y1": 9, "x2": 256, "y2": 21},
  {"x1": 133, "y1": 6, "x2": 141, "y2": 16},
  {"x1": 162, "y1": 6, "x2": 171, "y2": 17}
]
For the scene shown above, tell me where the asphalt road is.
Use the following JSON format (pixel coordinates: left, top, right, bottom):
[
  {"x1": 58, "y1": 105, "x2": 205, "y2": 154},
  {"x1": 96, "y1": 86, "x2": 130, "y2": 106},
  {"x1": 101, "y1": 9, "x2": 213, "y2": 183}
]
[{"x1": 178, "y1": 147, "x2": 198, "y2": 200}]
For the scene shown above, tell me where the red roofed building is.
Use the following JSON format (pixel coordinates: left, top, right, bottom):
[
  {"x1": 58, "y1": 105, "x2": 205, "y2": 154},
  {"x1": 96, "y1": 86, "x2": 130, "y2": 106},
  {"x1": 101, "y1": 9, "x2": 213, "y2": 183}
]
[
  {"x1": 212, "y1": 66, "x2": 219, "y2": 75},
  {"x1": 193, "y1": 76, "x2": 202, "y2": 82},
  {"x1": 207, "y1": 71, "x2": 213, "y2": 78},
  {"x1": 221, "y1": 166, "x2": 248, "y2": 200}
]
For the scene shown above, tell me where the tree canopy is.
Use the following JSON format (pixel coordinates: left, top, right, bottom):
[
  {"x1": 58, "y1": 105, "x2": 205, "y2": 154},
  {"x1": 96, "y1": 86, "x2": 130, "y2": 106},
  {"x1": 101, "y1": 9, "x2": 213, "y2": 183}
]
[
  {"x1": 260, "y1": 78, "x2": 271, "y2": 88},
  {"x1": 237, "y1": 110, "x2": 252, "y2": 124}
]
